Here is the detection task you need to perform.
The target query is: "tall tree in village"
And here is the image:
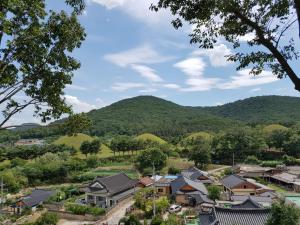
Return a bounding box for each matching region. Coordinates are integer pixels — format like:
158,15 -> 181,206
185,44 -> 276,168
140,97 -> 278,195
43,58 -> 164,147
0,0 -> 86,129
151,0 -> 300,92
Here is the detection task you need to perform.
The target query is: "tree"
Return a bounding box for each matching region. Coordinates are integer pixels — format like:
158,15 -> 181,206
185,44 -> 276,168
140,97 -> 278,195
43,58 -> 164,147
266,129 -> 291,150
35,212 -> 59,225
208,185 -> 221,201
89,139 -> 101,155
266,200 -> 300,225
63,113 -> 92,136
135,148 -> 167,173
80,140 -> 90,158
151,0 -> 300,92
284,133 -> 300,157
188,139 -> 211,169
120,214 -> 142,225
0,0 -> 86,129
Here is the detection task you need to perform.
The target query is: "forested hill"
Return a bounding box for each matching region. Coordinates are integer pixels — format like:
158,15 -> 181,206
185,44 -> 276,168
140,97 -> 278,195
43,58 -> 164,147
203,95 -> 300,124
86,95 -> 300,137
87,96 -> 239,137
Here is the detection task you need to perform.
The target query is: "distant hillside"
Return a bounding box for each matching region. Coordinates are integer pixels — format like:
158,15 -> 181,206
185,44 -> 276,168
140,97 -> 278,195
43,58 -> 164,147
87,96 -> 241,137
53,133 -> 93,150
203,95 -> 300,124
13,123 -> 41,131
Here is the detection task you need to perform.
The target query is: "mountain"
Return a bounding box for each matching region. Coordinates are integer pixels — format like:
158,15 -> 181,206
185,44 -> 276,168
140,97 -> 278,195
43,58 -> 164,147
13,123 -> 42,131
203,95 -> 300,124
87,96 -> 240,137
86,95 -> 300,137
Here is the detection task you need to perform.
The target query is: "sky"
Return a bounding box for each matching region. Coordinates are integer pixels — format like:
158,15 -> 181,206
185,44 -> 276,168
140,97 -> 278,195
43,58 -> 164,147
4,0 -> 300,125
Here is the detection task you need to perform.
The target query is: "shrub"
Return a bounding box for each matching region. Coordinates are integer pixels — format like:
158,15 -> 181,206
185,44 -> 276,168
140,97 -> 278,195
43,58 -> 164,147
35,212 -> 58,225
260,160 -> 282,167
168,167 -> 180,175
151,215 -> 164,225
65,203 -> 105,216
244,155 -> 261,165
208,185 -> 221,201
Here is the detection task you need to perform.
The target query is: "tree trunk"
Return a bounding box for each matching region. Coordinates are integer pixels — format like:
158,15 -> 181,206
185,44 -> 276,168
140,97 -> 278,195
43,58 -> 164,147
295,0 -> 300,37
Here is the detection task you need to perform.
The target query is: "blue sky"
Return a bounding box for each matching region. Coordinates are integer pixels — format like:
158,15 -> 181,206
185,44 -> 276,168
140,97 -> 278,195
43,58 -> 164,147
7,0 -> 300,125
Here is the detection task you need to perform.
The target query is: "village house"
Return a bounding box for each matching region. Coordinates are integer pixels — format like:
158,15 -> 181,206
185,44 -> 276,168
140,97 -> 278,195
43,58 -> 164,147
234,164 -> 279,178
11,189 -> 55,214
85,173 -> 138,208
220,174 -> 274,198
181,167 -> 213,184
155,175 -> 177,196
170,176 -> 213,207
270,172 -> 300,192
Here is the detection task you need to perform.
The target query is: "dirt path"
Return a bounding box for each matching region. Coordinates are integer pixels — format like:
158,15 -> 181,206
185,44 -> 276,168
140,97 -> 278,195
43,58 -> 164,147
57,219 -> 95,225
208,165 -> 231,176
96,200 -> 134,225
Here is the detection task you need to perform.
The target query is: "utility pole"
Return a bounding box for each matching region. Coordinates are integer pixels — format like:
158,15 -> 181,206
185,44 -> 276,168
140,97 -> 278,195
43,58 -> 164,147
152,162 -> 156,217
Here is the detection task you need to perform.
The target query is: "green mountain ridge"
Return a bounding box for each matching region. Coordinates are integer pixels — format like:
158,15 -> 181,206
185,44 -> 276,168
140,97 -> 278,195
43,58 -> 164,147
86,95 -> 300,137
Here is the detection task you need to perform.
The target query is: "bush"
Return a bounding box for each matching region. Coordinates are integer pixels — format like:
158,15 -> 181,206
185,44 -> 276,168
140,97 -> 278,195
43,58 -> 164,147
208,185 -> 221,201
244,155 -> 261,165
260,160 -> 282,167
168,167 -> 180,175
151,215 -> 164,225
86,155 -> 99,168
65,203 -> 105,216
35,212 -> 58,225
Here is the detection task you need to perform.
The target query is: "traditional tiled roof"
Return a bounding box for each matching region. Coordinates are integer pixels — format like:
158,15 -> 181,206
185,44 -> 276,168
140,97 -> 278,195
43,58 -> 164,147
171,175 -> 208,195
271,172 -> 298,184
155,177 -> 176,187
231,195 -> 273,204
220,174 -> 246,189
21,189 -> 55,207
181,167 -> 213,184
231,197 -> 263,209
86,173 -> 138,196
186,191 -> 214,204
200,207 -> 271,225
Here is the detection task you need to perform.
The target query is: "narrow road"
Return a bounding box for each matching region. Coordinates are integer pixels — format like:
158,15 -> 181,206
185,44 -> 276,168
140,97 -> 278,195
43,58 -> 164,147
58,219 -> 95,225
96,200 -> 134,225
208,165 -> 231,176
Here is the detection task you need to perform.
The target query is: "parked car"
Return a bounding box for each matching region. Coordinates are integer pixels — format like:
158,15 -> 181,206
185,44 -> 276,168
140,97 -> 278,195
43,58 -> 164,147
169,204 -> 182,213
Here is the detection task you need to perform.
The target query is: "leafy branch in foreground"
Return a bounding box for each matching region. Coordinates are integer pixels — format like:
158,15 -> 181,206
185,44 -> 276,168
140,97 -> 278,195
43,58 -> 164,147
0,0 -> 86,128
151,0 -> 300,91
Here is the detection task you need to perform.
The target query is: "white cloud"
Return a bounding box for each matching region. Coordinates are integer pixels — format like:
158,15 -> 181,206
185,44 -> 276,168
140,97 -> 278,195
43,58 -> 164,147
163,83 -> 181,89
239,32 -> 256,42
104,45 -> 172,67
192,44 -> 233,67
65,95 -> 97,113
131,64 -> 163,82
111,82 -> 144,91
174,58 -> 206,77
182,78 -> 220,92
90,0 -> 172,25
219,69 -> 279,89
139,88 -> 157,93
66,84 -> 87,91
250,88 -> 262,92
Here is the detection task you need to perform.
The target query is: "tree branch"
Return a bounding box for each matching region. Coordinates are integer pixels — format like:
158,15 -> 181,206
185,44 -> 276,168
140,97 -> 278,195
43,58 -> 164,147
234,10 -> 300,92
295,0 -> 300,37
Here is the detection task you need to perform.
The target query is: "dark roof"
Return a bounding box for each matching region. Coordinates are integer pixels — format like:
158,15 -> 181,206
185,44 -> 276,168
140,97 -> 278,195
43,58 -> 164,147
231,197 -> 263,209
200,207 -> 271,225
21,189 -> 55,207
231,195 -> 273,204
87,173 -> 137,196
220,174 -> 246,189
171,176 -> 208,195
155,177 -> 176,187
181,167 -> 213,184
187,191 -> 214,204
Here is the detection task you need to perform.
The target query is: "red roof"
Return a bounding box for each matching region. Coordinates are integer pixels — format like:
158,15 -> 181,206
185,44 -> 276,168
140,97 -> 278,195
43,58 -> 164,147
139,177 -> 154,186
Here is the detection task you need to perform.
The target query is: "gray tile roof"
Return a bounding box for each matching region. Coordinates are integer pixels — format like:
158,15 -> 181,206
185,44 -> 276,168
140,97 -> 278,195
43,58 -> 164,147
86,173 -> 138,196
21,189 -> 55,207
231,197 -> 263,209
220,174 -> 246,189
171,176 -> 208,195
231,195 -> 273,204
181,167 -> 213,184
200,207 -> 271,225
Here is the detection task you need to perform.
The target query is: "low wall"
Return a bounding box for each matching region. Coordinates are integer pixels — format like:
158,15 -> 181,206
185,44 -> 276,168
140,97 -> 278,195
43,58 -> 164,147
52,210 -> 106,221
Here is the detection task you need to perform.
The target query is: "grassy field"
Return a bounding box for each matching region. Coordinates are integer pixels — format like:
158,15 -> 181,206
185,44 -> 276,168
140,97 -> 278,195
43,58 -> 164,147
53,133 -> 94,149
53,133 -> 114,159
135,133 -> 167,144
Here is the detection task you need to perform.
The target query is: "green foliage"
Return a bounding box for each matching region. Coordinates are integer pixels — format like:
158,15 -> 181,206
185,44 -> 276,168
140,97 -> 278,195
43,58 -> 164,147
65,203 -> 105,216
162,214 -> 184,225
63,113 -> 92,136
136,148 -> 167,173
0,0 -> 86,128
120,215 -> 142,225
168,167 -> 180,175
79,139 -> 101,157
187,137 -> 211,169
266,201 -> 300,225
151,215 -> 164,225
0,169 -> 28,193
283,134 -> 300,157
53,133 -> 94,150
34,213 -> 58,225
208,185 -> 221,201
244,155 -> 261,165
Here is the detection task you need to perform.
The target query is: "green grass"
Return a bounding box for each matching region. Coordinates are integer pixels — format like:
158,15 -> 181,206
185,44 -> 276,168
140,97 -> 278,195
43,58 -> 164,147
81,169 -> 139,179
53,133 -> 114,159
53,133 -> 93,150
185,132 -> 212,141
267,183 -> 288,194
135,133 -> 167,144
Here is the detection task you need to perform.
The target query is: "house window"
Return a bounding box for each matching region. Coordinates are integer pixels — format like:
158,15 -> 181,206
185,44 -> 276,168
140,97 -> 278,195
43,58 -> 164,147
158,188 -> 164,193
88,195 -> 94,200
97,196 -> 104,201
244,185 -> 247,189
